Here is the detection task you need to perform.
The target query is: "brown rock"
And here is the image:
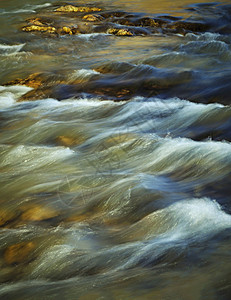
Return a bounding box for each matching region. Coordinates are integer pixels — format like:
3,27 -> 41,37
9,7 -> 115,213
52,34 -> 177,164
115,18 -> 136,26
4,241 -> 36,265
108,28 -> 133,36
61,26 -> 73,35
26,18 -> 45,26
26,17 -> 54,27
55,5 -> 101,13
23,73 -> 64,88
5,72 -> 67,101
17,87 -> 53,102
56,135 -> 85,147
100,11 -> 127,18
82,14 -> 103,22
136,17 -> 159,27
0,209 -> 19,227
4,73 -> 43,89
22,25 -> 56,34
20,205 -> 59,222
166,21 -> 209,33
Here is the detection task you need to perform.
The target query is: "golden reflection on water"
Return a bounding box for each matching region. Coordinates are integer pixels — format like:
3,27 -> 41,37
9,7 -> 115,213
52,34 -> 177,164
115,0 -> 229,15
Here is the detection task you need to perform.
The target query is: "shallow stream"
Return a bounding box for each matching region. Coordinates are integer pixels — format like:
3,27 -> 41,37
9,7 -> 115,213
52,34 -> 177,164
0,0 -> 231,299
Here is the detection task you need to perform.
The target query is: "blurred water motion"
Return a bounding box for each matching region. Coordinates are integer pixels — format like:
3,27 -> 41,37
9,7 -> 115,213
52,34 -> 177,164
0,0 -> 231,299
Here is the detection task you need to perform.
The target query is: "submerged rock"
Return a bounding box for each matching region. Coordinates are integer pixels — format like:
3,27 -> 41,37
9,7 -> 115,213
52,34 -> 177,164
108,28 -> 133,36
135,17 -> 160,27
4,241 -> 36,265
4,73 -> 45,89
0,209 -> 20,227
94,61 -> 135,74
20,204 -> 59,222
56,135 -> 85,147
100,11 -> 128,18
55,5 -> 101,13
4,72 -> 63,89
4,72 -> 67,101
105,133 -> 135,146
17,87 -> 53,102
166,20 -> 209,34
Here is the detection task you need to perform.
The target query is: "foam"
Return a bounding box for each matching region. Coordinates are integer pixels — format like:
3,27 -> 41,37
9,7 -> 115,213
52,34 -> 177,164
0,43 -> 25,55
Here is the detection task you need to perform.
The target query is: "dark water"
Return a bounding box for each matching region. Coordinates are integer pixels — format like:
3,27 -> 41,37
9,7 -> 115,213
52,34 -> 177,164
0,0 -> 231,299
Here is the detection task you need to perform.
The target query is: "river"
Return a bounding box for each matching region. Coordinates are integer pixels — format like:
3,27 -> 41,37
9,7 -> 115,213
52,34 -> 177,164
0,0 -> 231,299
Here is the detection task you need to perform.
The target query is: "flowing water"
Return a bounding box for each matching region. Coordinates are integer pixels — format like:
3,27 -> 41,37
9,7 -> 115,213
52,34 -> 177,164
0,0 -> 231,299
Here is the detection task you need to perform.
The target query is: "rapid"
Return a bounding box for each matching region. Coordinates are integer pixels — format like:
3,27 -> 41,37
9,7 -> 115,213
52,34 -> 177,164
0,0 -> 231,299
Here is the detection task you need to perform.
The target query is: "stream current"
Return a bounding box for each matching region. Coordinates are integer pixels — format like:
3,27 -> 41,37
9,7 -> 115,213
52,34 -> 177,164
0,0 -> 231,299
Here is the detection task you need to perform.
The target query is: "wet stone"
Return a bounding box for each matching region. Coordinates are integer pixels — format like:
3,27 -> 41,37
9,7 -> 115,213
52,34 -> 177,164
94,61 -> 135,74
19,5 -> 212,39
92,23 -> 113,33
26,17 -> 54,27
114,18 -> 136,26
100,11 -> 128,19
55,5 -> 102,13
166,20 -> 209,33
58,26 -> 79,35
108,28 -> 133,36
4,241 -> 36,265
82,14 -> 104,22
7,4 -> 213,103
4,72 -> 46,89
135,17 -> 160,27
17,87 -> 53,102
89,86 -> 134,100
22,25 -> 56,34
4,72 -> 67,101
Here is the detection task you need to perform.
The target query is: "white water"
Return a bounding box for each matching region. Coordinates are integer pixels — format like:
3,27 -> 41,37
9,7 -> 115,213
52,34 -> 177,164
0,1 -> 231,299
